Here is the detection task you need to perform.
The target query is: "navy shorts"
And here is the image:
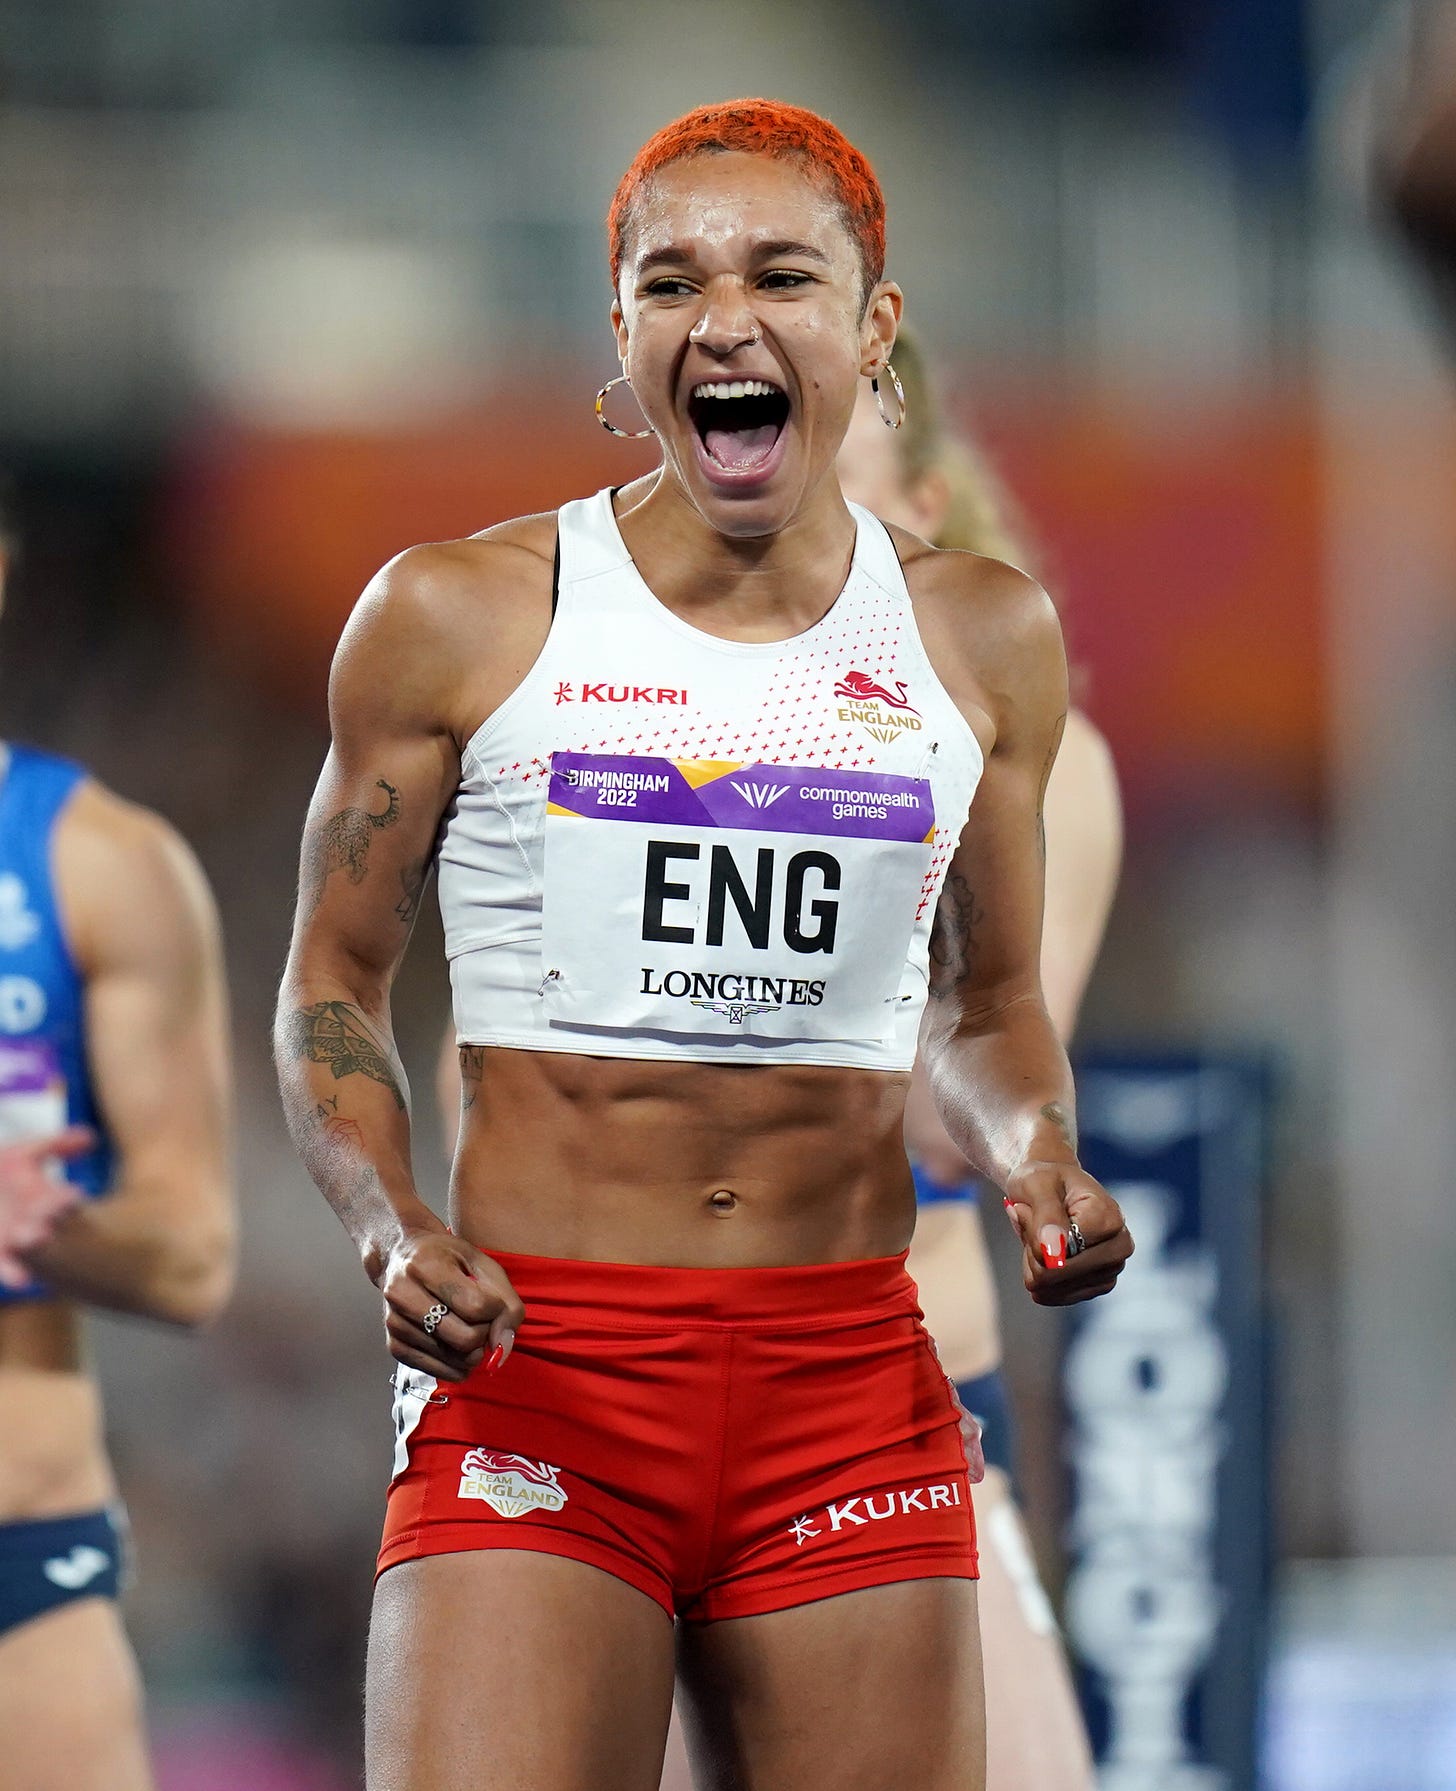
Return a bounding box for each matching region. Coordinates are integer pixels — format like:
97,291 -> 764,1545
0,1507 -> 127,1639
956,1370 -> 1019,1490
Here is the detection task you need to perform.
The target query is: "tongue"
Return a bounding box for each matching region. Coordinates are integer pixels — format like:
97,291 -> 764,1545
705,423 -> 779,470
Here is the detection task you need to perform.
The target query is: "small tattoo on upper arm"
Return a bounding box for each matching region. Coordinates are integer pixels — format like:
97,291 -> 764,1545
928,871 -> 985,1000
289,1001 -> 406,1109
303,779 -> 401,916
459,1045 -> 485,1111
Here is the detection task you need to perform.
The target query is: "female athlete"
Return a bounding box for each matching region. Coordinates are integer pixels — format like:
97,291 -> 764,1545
436,330 -> 1117,1791
276,100 -> 1133,1791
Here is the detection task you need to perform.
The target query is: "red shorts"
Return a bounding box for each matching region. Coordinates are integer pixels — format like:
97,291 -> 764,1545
379,1249 -> 977,1622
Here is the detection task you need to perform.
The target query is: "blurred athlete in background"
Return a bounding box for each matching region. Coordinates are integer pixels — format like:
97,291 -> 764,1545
0,477 -> 236,1790
838,331 -> 1119,1789
435,330 -> 1119,1791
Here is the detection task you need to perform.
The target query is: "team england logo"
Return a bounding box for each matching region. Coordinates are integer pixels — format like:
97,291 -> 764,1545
457,1449 -> 568,1519
0,875 -> 40,952
833,670 -> 923,744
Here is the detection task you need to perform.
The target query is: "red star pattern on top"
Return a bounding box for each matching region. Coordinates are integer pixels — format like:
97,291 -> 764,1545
476,571 -> 969,831
917,829 -> 957,921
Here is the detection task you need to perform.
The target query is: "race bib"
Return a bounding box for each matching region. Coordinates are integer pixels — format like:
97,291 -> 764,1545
540,753 -> 934,1041
0,1038 -> 66,1146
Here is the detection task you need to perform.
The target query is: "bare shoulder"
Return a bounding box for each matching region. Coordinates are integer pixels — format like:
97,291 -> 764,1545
52,782 -> 220,976
348,512 -> 556,649
334,512 -> 559,734
883,523 -> 1065,729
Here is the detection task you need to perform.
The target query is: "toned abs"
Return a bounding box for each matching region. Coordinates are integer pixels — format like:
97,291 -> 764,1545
0,1302 -> 113,1519
451,1049 -> 915,1267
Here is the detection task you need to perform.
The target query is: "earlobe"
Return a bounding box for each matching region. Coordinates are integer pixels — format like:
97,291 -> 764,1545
859,281 -> 903,375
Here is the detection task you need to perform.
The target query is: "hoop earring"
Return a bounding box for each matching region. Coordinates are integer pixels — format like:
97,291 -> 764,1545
595,375 -> 654,440
872,364 -> 906,430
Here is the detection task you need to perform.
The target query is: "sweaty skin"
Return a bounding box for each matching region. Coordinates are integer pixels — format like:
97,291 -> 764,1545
0,772 -> 235,1791
278,146 -> 1131,1791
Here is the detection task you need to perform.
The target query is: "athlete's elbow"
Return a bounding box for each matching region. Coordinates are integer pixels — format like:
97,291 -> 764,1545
276,951 -> 389,1034
148,1215 -> 237,1328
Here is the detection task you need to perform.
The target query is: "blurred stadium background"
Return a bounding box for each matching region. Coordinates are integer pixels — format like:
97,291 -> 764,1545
2,1 -> 1454,1785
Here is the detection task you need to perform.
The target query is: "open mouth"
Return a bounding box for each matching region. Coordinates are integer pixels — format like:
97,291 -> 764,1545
688,379 -> 791,477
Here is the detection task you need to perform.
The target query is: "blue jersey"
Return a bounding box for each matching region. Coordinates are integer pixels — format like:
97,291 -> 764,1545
0,744 -> 113,1302
911,1163 -> 979,1206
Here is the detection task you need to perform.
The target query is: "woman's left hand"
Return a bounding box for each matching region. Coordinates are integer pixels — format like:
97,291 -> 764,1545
1002,1161 -> 1134,1306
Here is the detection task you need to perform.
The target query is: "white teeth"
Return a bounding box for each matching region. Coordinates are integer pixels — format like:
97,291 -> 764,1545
691,379 -> 780,400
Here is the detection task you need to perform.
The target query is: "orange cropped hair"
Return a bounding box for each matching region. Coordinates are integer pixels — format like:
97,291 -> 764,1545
607,99 -> 886,292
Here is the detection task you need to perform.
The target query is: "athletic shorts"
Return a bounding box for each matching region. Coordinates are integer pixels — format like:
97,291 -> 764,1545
0,1506 -> 127,1640
380,1249 -> 977,1622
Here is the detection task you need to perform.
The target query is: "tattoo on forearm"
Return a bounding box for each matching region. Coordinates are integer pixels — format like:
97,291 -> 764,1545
1040,1100 -> 1078,1152
314,1094 -> 364,1147
303,779 -> 401,915
289,1001 -> 406,1109
928,871 -> 985,1000
459,1045 -> 485,1111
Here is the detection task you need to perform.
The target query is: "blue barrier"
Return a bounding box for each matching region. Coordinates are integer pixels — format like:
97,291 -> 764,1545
1064,1054 -> 1273,1791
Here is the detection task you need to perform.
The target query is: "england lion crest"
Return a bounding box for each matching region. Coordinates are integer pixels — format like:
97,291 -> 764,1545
457,1449 -> 567,1518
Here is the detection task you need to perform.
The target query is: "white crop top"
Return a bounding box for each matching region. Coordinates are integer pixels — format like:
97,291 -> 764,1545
437,488 -> 984,1071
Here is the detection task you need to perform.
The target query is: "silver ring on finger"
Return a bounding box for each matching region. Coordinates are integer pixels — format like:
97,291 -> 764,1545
1066,1218 -> 1087,1259
421,1301 -> 450,1337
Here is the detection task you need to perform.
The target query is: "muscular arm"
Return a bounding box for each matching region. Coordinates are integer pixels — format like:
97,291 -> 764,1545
22,786 -> 235,1326
903,705 -> 1122,1181
275,547 -> 468,1278
912,553 -> 1131,1303
275,532 -> 547,1377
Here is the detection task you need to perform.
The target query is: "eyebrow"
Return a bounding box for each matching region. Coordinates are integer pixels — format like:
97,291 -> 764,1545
633,238 -> 833,277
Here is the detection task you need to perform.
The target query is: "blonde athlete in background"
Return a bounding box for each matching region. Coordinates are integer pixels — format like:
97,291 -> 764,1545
436,330 -> 1120,1791
838,332 -> 1119,1789
0,485 -> 236,1791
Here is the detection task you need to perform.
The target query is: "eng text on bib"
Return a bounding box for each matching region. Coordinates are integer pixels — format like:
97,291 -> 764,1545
540,753 -> 934,1042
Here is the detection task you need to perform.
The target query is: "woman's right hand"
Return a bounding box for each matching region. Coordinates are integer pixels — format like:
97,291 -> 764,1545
0,1128 -> 95,1288
374,1226 -> 525,1382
